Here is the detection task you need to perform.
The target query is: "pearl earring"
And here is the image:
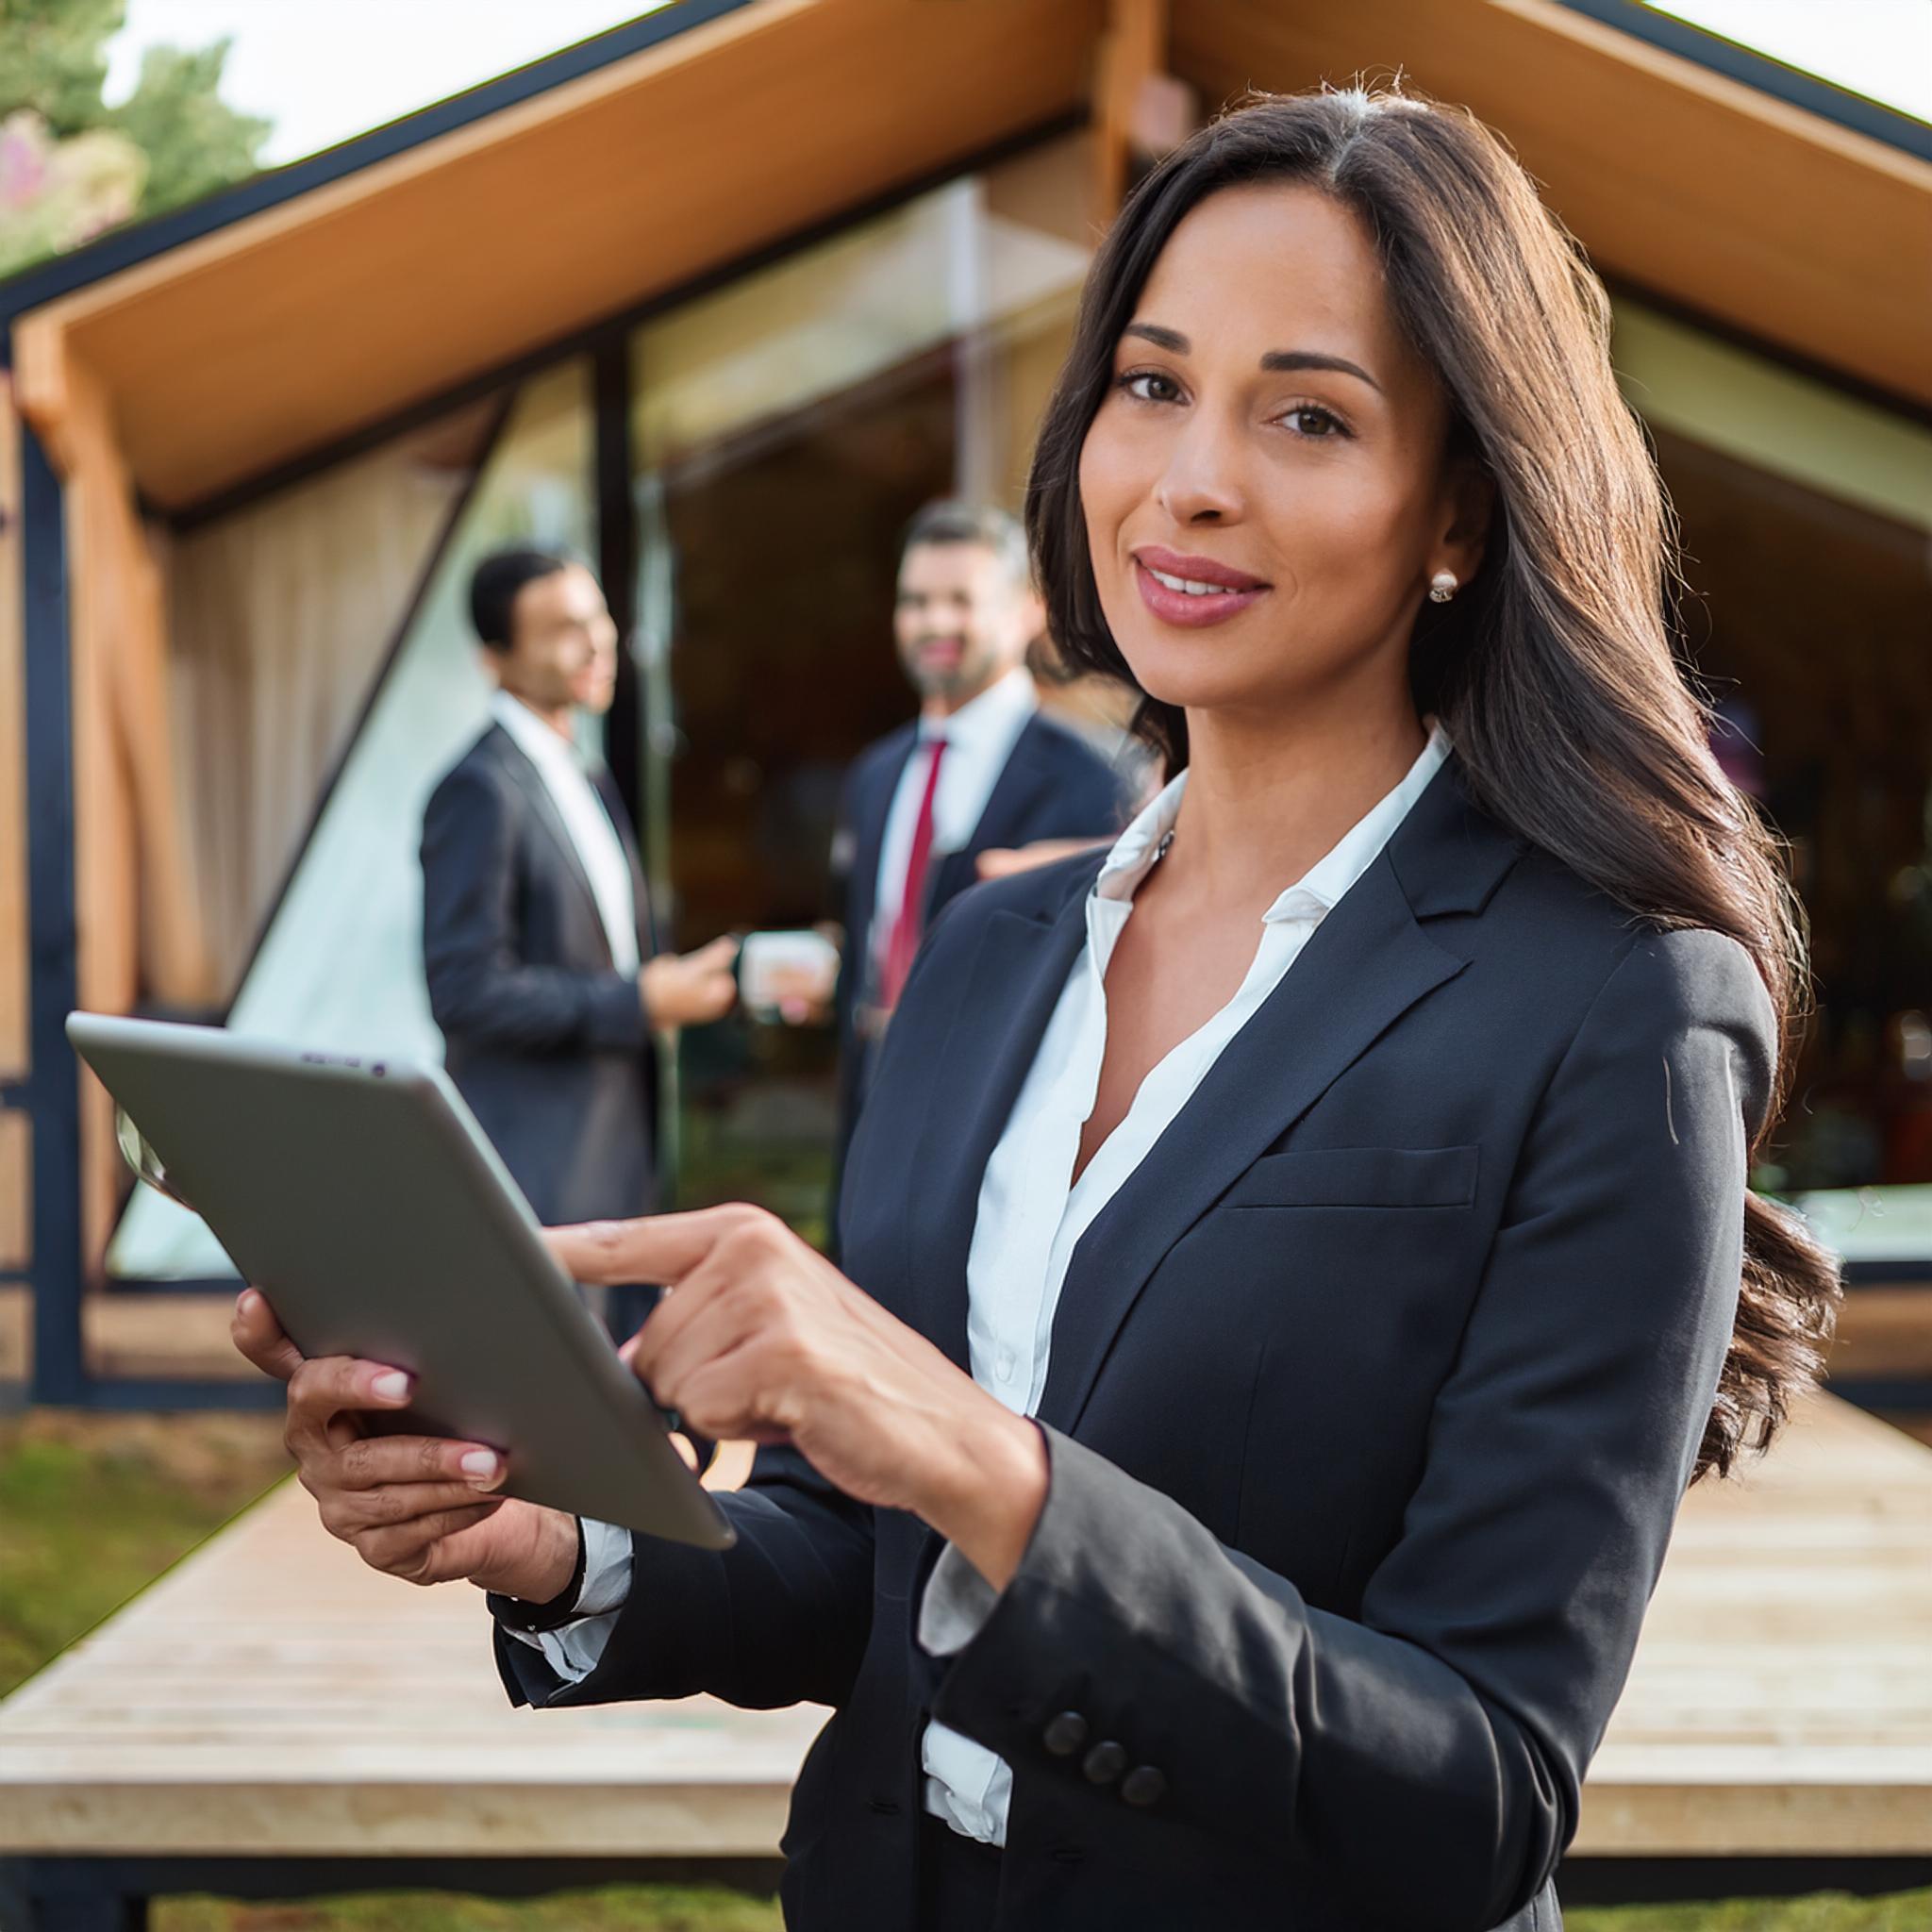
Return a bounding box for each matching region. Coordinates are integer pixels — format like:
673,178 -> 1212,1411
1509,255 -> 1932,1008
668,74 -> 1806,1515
1428,571 -> 1458,604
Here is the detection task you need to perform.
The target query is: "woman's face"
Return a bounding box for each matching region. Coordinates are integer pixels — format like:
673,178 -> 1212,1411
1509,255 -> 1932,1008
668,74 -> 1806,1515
1078,181 -> 1483,724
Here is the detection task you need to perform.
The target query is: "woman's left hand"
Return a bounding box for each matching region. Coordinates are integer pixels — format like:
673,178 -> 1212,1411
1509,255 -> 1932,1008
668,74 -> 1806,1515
543,1207 -> 1049,1589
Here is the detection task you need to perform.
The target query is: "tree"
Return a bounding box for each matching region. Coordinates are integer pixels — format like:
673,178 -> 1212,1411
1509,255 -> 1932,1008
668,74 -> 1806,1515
0,0 -> 273,276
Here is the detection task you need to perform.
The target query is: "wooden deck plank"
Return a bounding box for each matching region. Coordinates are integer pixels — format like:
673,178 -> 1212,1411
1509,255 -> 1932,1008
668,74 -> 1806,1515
1,1391 -> 1928,1860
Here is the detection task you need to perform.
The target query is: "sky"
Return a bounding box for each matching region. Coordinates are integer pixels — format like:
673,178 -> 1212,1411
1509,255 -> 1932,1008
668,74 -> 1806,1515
98,0 -> 1929,169
1652,0 -> 1932,124
102,1 -> 675,166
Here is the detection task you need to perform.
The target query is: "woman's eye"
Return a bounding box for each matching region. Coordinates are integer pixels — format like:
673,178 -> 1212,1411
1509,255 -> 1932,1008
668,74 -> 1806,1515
1283,404 -> 1348,439
1116,370 -> 1179,405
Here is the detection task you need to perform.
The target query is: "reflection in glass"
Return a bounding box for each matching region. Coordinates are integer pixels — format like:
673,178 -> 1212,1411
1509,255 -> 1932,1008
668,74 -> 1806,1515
627,135 -> 1110,1236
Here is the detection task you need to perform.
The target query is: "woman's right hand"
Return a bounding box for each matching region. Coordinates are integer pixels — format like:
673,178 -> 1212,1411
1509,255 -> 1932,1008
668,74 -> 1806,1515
230,1288 -> 580,1600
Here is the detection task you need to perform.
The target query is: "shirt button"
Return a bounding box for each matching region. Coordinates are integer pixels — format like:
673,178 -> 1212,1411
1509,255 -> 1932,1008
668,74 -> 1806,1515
1041,1711 -> 1089,1757
995,1348 -> 1017,1382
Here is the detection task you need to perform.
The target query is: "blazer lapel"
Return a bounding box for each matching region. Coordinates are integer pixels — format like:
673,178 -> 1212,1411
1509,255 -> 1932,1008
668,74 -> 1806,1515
900,868 -> 1095,1373
918,717 -> 1058,923
961,714 -> 1054,856
849,730 -> 919,971
488,728 -> 612,963
1034,752 -> 1525,1437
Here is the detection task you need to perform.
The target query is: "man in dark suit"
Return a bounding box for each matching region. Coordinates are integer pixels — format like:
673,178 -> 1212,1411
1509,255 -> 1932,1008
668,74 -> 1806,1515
828,503 -> 1131,1234
421,546 -> 738,1336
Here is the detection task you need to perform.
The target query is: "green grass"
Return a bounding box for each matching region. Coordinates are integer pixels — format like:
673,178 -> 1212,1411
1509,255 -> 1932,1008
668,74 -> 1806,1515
0,1410 -> 293,1697
136,1882 -> 1932,1929
5,1414 -> 1928,1931
1570,1898 -> 1932,1930
154,1890 -> 781,1931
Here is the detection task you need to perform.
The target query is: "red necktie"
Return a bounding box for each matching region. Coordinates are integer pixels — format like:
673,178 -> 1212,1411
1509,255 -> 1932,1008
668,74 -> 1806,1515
878,737 -> 948,1014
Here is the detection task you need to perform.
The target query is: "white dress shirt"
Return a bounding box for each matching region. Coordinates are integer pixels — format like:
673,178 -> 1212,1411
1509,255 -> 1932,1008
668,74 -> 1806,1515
489,690 -> 641,976
870,667 -> 1039,971
508,716 -> 1457,1840
916,717 -> 1454,1842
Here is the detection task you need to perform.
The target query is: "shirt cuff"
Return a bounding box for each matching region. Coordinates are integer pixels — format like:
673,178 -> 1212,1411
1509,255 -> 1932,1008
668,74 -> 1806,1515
493,1519 -> 633,1684
917,1539 -> 1002,1657
574,1516 -> 634,1615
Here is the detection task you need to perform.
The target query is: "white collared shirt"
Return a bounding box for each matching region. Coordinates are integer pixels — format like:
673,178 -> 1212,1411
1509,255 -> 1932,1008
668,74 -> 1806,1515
511,716 -> 1457,1835
870,667 -> 1039,969
916,716 -> 1455,1844
489,690 -> 641,976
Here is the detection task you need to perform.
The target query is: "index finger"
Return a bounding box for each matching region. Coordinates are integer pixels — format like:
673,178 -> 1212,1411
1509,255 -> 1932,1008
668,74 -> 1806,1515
542,1207 -> 741,1288
689,934 -> 741,968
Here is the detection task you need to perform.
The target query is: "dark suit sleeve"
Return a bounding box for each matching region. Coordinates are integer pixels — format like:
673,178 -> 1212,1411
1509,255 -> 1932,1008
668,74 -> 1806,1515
829,758 -> 861,895
928,926 -> 1775,1931
493,1443 -> 875,1712
421,763 -> 645,1055
1068,741 -> 1138,834
1022,730 -> 1137,847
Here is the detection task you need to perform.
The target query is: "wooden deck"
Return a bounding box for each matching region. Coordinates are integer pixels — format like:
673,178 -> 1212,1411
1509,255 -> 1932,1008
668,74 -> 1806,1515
1582,1390 -> 1932,1857
0,1394 -> 1928,1874
0,1441 -> 822,1860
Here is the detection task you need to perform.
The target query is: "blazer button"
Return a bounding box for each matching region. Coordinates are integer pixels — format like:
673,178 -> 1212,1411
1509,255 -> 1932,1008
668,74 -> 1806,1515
1081,1740 -> 1128,1785
1120,1764 -> 1167,1807
1042,1711 -> 1089,1757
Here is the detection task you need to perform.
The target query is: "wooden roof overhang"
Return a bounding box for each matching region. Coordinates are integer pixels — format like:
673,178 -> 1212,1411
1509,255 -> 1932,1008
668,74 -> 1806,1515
1175,0 -> 1932,413
4,0 -> 1925,516
9,0 -> 1108,515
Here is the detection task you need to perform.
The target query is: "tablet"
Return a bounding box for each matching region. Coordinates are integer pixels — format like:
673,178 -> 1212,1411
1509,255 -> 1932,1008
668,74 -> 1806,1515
66,1012 -> 734,1550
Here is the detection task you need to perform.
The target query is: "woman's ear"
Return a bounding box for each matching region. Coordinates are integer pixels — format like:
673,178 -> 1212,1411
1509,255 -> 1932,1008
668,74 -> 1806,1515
1438,456 -> 1496,588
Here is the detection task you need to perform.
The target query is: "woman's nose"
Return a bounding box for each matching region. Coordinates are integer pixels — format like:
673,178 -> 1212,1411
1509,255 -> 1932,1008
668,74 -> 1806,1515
1155,419 -> 1244,525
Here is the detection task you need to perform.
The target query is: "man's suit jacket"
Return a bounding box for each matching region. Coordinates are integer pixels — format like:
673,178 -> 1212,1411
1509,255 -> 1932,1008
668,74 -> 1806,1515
494,748 -> 1775,1932
422,722 -> 659,1228
830,709 -> 1129,1231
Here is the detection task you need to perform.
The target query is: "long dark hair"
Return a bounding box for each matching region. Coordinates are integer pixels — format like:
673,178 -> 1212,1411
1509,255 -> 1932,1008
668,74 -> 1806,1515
1025,84 -> 1840,1482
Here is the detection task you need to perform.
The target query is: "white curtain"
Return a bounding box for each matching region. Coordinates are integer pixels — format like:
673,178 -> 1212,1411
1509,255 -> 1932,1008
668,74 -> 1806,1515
162,403 -> 498,993
111,361 -> 595,1279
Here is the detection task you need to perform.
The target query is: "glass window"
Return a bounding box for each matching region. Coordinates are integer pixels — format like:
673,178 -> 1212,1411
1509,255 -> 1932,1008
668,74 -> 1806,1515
625,131 -> 1124,1237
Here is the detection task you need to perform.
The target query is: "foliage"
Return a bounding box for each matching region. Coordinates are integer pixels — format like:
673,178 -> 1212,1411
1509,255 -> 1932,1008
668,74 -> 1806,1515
0,0 -> 271,275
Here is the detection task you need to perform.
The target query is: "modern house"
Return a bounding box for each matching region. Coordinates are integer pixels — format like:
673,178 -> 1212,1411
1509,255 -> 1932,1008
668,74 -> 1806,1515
2,0 -> 1927,1405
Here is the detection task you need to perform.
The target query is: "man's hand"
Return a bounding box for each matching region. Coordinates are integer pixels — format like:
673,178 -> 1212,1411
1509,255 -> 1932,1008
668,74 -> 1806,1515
640,934 -> 741,1029
974,836 -> 1111,881
544,1208 -> 1049,1591
230,1290 -> 579,1600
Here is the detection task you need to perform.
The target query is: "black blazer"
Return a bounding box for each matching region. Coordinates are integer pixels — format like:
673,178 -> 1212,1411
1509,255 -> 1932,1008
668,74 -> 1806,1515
495,749 -> 1775,1932
421,722 -> 659,1228
830,709 -> 1130,1232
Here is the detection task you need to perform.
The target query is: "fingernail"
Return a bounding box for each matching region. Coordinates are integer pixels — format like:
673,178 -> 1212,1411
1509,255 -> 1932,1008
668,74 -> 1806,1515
236,1289 -> 257,1313
372,1370 -> 410,1400
460,1449 -> 500,1482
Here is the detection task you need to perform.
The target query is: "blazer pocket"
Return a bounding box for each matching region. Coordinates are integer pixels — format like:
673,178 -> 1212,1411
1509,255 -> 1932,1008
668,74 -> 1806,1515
1217,1142 -> 1479,1211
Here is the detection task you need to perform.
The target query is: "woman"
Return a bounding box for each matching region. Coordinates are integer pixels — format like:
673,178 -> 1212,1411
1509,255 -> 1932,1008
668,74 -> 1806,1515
236,87 -> 1840,1931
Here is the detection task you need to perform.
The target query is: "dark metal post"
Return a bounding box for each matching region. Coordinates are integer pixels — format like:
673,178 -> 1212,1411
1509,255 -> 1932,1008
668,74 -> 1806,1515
593,333 -> 641,815
20,421 -> 85,1405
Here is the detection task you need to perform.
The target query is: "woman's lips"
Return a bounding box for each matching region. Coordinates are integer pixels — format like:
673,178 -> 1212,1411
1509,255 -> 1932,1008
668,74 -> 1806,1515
1133,557 -> 1269,627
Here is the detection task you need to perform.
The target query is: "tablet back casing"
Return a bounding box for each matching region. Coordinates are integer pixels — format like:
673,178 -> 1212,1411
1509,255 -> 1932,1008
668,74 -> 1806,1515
67,1013 -> 733,1550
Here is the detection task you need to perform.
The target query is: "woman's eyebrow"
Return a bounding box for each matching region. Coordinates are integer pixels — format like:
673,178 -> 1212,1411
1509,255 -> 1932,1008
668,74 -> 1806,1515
1262,348 -> 1384,395
1121,321 -> 1383,395
1122,322 -> 1191,358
